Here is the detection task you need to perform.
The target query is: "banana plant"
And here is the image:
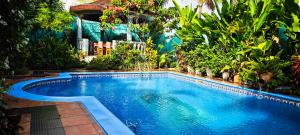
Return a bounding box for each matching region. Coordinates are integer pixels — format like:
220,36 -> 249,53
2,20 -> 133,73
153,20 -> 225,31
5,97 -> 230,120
173,5 -> 202,46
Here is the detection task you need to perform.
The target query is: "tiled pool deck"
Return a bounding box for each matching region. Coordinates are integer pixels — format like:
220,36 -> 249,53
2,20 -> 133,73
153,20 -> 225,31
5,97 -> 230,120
4,73 -> 105,135
5,95 -> 105,135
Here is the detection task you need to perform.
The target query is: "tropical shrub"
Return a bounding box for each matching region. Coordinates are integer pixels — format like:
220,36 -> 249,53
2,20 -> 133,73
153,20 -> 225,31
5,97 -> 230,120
88,42 -> 143,70
0,0 -> 38,75
35,2 -> 73,32
173,0 -> 300,93
87,39 -> 163,70
28,35 -> 83,70
87,55 -> 120,70
145,38 -> 159,69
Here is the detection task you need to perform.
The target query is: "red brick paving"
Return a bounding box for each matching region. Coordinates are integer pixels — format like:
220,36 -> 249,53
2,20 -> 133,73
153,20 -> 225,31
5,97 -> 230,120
3,72 -> 106,135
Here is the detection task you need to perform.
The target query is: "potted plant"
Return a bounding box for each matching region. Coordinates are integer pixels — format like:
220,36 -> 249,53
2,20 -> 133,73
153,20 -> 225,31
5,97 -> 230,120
228,59 -> 242,83
205,56 -> 218,78
221,65 -> 230,81
234,73 -> 241,83
206,68 -> 213,78
195,68 -> 202,76
187,65 -> 195,74
79,50 -> 86,60
260,72 -> 273,82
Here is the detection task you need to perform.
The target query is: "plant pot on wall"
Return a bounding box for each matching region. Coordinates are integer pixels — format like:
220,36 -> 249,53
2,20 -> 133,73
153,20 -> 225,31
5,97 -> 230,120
234,74 -> 241,83
195,69 -> 201,76
260,72 -> 273,82
206,68 -> 213,78
187,66 -> 195,74
222,72 -> 230,81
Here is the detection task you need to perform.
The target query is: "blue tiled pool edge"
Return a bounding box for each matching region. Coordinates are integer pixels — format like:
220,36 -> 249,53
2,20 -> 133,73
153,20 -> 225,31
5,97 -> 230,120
8,72 -> 135,135
8,71 -> 300,135
167,72 -> 300,106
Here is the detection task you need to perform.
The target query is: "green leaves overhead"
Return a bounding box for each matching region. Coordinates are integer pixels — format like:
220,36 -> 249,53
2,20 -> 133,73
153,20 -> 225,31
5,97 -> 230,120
35,3 -> 73,32
291,13 -> 300,32
174,0 -> 300,90
252,0 -> 272,33
256,41 -> 272,54
173,2 -> 198,27
249,0 -> 256,17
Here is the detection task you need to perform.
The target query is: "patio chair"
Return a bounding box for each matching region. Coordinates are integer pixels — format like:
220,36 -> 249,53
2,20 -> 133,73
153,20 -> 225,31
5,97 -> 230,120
97,41 -> 103,55
106,42 -> 112,55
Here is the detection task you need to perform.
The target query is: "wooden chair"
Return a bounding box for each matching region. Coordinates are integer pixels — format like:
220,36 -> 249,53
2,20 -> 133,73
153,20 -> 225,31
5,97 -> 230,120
106,42 -> 112,55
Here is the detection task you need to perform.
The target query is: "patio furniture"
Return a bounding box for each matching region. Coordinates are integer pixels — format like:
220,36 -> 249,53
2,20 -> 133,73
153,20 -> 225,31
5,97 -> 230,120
106,42 -> 112,55
98,41 -> 103,55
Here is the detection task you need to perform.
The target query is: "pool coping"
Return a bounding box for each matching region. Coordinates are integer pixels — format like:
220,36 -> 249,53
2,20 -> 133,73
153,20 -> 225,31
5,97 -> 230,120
8,71 -> 300,135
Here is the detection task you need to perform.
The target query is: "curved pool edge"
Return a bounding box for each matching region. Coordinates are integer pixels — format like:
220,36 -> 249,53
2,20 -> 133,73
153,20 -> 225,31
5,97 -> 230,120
7,71 -> 300,135
8,72 -> 135,135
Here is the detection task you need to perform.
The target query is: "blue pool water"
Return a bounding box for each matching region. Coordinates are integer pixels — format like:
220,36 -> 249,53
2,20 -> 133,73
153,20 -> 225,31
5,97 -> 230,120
27,75 -> 300,135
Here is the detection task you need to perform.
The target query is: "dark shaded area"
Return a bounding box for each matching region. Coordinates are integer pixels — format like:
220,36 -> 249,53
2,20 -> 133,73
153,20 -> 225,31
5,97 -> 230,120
24,105 -> 65,135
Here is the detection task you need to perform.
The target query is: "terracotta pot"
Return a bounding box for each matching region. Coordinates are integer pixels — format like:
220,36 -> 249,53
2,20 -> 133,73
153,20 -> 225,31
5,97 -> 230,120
222,72 -> 230,81
195,69 -> 201,76
234,74 -> 241,83
260,72 -> 273,82
206,68 -> 213,78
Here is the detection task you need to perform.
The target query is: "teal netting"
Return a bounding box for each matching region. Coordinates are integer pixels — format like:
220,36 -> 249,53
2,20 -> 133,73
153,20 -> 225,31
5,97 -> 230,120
279,26 -> 288,42
156,34 -> 181,53
71,17 -> 140,42
71,16 -> 181,52
82,19 -> 101,42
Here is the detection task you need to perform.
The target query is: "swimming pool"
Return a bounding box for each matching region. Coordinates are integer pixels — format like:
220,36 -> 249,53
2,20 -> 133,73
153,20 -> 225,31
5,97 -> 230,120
9,72 -> 300,135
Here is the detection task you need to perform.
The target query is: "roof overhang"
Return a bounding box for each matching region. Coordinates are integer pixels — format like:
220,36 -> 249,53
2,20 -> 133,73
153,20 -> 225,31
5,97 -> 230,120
70,4 -> 106,14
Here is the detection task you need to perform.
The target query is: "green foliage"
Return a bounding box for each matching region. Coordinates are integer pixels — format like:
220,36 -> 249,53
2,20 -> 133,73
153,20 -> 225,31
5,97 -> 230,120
159,54 -> 170,68
98,0 -> 175,69
145,38 -> 159,68
172,0 -> 203,71
88,42 -> 142,70
112,0 -> 123,6
239,40 -> 291,89
87,55 -> 120,70
1,0 -> 77,133
28,35 -> 83,70
0,0 -> 37,76
115,43 -> 143,69
174,0 -> 300,91
35,2 -> 73,32
100,0 -> 175,43
88,38 -> 163,70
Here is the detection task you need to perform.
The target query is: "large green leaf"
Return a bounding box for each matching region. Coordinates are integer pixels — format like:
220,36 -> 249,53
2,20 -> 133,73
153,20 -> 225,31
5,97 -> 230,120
257,41 -> 272,54
172,0 -> 181,14
291,13 -> 300,32
249,0 -> 257,17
